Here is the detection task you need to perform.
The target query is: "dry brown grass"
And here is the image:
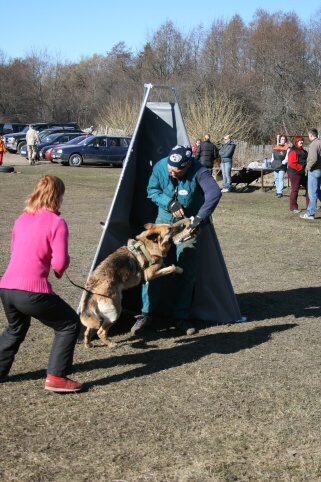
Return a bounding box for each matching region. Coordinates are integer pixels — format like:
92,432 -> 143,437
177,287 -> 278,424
0,153 -> 321,481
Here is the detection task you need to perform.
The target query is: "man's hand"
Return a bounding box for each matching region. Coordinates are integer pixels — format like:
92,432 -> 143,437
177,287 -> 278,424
187,215 -> 202,234
168,200 -> 184,218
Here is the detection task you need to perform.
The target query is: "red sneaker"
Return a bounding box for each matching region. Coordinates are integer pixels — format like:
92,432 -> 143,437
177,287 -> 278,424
45,374 -> 83,392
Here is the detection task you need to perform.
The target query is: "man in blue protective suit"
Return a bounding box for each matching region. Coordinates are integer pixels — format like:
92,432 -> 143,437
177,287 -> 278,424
131,144 -> 222,336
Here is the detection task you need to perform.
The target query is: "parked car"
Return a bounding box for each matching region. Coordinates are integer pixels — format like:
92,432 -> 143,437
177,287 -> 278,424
35,126 -> 84,140
3,122 -> 82,153
51,135 -> 132,167
0,123 -> 27,135
43,135 -> 89,162
19,131 -> 86,160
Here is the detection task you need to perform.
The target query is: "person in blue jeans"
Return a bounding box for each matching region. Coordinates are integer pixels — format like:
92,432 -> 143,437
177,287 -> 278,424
271,135 -> 290,198
219,135 -> 236,193
130,145 -> 222,336
301,128 -> 321,220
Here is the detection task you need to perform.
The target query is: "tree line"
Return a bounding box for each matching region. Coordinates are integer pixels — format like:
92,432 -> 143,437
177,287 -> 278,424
1,8 -> 321,146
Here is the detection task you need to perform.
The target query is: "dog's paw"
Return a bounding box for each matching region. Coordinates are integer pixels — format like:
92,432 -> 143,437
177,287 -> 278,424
107,341 -> 117,348
84,342 -> 93,348
174,266 -> 183,274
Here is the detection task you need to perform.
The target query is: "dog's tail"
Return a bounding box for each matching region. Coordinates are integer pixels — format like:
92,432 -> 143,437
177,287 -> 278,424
79,290 -> 89,318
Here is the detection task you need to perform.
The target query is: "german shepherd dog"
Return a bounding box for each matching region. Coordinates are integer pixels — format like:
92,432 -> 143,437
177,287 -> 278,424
80,222 -> 185,348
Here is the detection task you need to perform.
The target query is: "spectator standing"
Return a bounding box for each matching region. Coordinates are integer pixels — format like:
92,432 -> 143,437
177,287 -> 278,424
192,138 -> 201,154
130,145 -> 222,337
300,128 -> 321,220
195,133 -> 218,173
219,135 -> 236,193
0,175 -> 83,392
287,136 -> 308,214
26,124 -> 40,165
0,135 -> 7,165
271,135 -> 290,198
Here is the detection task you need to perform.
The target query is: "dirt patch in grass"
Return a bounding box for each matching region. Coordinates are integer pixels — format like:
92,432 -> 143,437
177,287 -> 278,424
0,154 -> 321,481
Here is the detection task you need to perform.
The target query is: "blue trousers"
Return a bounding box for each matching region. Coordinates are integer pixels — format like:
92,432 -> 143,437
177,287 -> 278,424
221,161 -> 232,190
0,289 -> 80,378
307,169 -> 321,217
274,169 -> 285,194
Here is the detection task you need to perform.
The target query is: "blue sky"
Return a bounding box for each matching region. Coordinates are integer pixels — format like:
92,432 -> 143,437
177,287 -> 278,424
2,0 -> 318,62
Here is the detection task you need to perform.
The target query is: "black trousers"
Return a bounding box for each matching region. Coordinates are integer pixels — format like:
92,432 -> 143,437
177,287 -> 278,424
0,289 -> 81,378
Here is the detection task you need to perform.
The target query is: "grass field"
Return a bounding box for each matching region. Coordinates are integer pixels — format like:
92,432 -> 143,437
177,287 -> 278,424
0,154 -> 321,481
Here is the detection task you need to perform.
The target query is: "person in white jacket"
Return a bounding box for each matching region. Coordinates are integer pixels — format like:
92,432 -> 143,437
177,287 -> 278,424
26,125 -> 40,165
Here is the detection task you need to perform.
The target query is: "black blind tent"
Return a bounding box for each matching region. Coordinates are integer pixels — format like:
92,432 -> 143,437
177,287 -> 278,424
79,84 -> 243,325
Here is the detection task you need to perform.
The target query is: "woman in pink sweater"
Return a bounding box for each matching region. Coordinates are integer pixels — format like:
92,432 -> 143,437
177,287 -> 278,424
0,175 -> 83,392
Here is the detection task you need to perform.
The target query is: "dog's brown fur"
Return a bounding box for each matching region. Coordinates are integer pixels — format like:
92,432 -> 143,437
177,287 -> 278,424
80,223 -> 184,348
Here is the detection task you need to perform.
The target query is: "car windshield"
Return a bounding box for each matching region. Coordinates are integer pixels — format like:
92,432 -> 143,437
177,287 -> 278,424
53,136 -> 89,150
22,126 -> 29,133
39,131 -> 51,140
81,136 -> 94,146
43,133 -> 62,142
66,135 -> 87,145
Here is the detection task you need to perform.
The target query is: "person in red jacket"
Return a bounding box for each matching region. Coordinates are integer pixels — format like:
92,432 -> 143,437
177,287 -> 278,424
0,135 -> 7,165
192,139 -> 201,154
287,136 -> 309,213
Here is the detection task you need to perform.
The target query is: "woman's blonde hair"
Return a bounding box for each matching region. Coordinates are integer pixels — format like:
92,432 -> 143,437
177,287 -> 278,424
24,175 -> 65,214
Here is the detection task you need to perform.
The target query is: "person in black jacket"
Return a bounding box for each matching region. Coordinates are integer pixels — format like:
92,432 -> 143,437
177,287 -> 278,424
219,135 -> 236,192
287,136 -> 308,213
271,135 -> 290,198
195,133 -> 218,173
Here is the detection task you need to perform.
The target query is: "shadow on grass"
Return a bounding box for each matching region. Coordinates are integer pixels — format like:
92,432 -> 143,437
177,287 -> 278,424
8,285 -> 317,386
7,323 -> 297,387
230,185 -> 275,193
94,286 -> 321,336
74,322 -> 296,388
237,286 -> 321,321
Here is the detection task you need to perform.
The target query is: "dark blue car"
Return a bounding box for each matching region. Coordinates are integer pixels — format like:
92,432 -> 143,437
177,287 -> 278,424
51,135 -> 132,167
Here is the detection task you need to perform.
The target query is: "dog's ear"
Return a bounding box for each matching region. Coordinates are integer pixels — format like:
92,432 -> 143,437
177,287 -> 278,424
136,224 -> 152,241
136,229 -> 159,242
143,223 -> 153,230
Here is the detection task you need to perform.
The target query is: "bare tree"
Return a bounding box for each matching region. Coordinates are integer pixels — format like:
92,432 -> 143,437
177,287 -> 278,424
248,10 -> 307,141
23,49 -> 55,119
198,18 -> 226,90
184,89 -> 253,146
301,84 -> 321,133
141,21 -> 194,84
0,57 -> 30,121
2,10 -> 321,144
200,15 -> 250,92
95,97 -> 141,136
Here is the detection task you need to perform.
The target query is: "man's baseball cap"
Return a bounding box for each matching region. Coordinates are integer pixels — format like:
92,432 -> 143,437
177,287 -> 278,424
167,145 -> 192,169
